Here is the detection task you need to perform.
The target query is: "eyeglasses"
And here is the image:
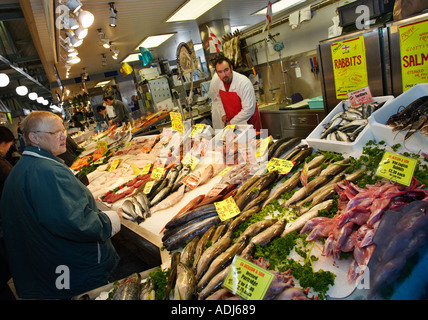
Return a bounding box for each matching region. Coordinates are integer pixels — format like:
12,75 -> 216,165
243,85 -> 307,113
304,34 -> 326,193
35,129 -> 67,138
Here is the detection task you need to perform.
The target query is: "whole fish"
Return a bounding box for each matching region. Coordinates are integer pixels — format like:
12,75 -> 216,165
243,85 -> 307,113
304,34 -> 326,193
139,279 -> 155,300
164,215 -> 220,251
150,184 -> 173,207
198,164 -> 214,186
211,220 -> 231,244
235,171 -> 278,210
193,225 -> 217,271
268,136 -> 295,160
198,265 -> 231,300
242,189 -> 270,211
129,196 -> 145,220
166,164 -> 180,187
319,158 -> 350,177
241,219 -> 286,259
164,203 -> 217,230
148,178 -> 168,201
197,235 -> 249,291
233,174 -> 261,200
195,231 -> 233,281
306,154 -> 326,169
295,174 -> 344,210
287,146 -> 313,167
238,218 -> 278,240
177,194 -> 206,215
173,262 -> 196,300
180,235 -> 200,267
121,199 -> 139,220
151,185 -> 186,213
283,174 -> 332,207
344,168 -> 366,183
112,273 -> 141,300
172,164 -> 191,191
135,192 -> 151,217
281,200 -> 334,237
262,171 -> 301,208
271,137 -> 302,159
164,252 -> 181,300
227,206 -> 261,233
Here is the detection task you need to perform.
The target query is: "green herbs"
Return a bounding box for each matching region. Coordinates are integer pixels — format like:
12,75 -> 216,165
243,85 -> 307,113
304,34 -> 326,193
253,231 -> 335,300
148,267 -> 170,300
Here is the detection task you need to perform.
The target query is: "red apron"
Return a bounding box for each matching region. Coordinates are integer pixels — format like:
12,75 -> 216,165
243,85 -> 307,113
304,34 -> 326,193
219,90 -> 261,130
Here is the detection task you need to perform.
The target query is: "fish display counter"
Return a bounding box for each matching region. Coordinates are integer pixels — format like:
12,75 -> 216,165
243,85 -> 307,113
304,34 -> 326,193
70,89 -> 428,300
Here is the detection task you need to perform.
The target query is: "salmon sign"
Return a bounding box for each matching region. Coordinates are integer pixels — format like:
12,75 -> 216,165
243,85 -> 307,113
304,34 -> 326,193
398,18 -> 428,92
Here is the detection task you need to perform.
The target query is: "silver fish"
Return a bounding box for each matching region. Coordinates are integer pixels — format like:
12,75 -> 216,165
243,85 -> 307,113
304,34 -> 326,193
122,199 -> 139,220
150,184 -> 173,207
281,200 -> 334,237
173,262 -> 196,300
139,279 -> 155,300
112,273 -> 141,300
135,192 -> 151,217
151,185 -> 185,214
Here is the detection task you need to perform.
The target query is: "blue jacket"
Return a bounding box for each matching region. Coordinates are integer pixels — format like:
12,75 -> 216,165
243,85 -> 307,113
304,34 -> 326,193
0,146 -> 120,299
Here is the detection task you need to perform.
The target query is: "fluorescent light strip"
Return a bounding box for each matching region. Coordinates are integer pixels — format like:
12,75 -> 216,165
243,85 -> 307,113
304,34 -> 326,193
167,0 -> 223,22
122,53 -> 141,63
253,0 -> 305,15
135,33 -> 175,50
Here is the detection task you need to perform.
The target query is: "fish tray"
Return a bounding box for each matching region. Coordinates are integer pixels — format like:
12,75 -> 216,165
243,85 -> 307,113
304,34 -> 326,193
305,95 -> 394,157
368,83 -> 428,154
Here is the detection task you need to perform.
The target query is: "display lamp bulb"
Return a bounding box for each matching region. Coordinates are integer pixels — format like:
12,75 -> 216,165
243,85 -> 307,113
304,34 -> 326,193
16,85 -> 29,96
28,92 -> 38,100
0,73 -> 10,87
78,9 -> 94,28
37,97 -> 44,103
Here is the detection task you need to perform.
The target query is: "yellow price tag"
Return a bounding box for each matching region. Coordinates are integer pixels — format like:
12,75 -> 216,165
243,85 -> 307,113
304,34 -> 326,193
141,163 -> 152,175
125,141 -> 132,148
214,196 -> 241,221
97,141 -> 108,148
223,256 -> 274,300
131,163 -> 141,176
375,151 -> 417,186
190,124 -> 205,138
143,180 -> 155,194
151,166 -> 165,180
108,159 -> 121,172
182,153 -> 200,170
170,112 -> 184,133
222,124 -> 236,139
267,158 -> 295,174
219,166 -> 233,176
256,136 -> 271,157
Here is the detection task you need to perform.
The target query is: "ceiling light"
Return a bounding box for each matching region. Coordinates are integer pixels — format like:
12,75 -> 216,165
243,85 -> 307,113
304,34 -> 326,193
253,0 -> 305,15
167,0 -> 222,22
68,17 -> 79,30
64,0 -> 82,14
102,40 -> 111,49
60,42 -> 74,53
16,85 -> 29,96
68,56 -> 81,64
135,33 -> 175,49
37,97 -> 44,103
28,92 -> 38,100
109,2 -> 117,27
68,49 -> 79,58
74,27 -> 88,39
66,31 -> 83,47
122,53 -> 140,63
78,9 -> 94,28
43,100 -> 49,106
0,73 -> 10,87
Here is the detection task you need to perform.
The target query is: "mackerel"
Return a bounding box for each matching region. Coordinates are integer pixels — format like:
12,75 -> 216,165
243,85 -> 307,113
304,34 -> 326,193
164,203 -> 217,230
164,215 -> 220,251
195,230 -> 233,281
281,200 -> 334,237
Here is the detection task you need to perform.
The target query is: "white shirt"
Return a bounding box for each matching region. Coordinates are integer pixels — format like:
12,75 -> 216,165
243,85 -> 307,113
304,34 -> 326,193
209,71 -> 256,127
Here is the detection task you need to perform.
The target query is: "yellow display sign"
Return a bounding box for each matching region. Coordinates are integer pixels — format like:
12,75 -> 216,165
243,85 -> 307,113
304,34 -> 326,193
131,162 -> 141,176
190,123 -> 205,138
182,153 -> 200,170
375,151 -> 417,186
214,196 -> 241,221
223,256 -> 274,300
143,180 -> 155,194
170,112 -> 184,133
398,18 -> 428,92
108,159 -> 121,172
331,36 -> 368,99
150,166 -> 165,180
256,136 -> 271,158
141,163 -> 152,175
267,158 -> 295,175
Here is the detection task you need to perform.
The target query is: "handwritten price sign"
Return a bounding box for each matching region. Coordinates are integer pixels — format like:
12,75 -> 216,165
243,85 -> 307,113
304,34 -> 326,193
170,112 -> 184,133
214,196 -> 241,221
150,166 -> 165,180
267,158 -> 295,174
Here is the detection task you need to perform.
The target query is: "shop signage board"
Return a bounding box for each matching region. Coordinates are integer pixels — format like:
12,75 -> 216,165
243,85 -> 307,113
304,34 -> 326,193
376,151 -> 418,186
331,36 -> 369,99
398,18 -> 428,92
